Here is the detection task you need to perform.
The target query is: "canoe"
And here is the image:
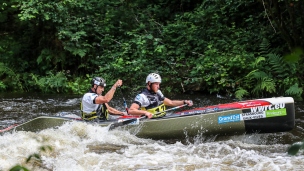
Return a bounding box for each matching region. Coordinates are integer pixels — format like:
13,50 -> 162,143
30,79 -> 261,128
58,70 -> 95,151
0,97 -> 295,139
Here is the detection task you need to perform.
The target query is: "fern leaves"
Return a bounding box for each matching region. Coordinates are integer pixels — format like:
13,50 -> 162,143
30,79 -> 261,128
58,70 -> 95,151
235,39 -> 302,100
0,62 -> 23,91
286,83 -> 303,100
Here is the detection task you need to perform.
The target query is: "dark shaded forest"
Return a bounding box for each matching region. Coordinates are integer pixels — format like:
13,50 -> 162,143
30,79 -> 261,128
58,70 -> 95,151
0,0 -> 303,100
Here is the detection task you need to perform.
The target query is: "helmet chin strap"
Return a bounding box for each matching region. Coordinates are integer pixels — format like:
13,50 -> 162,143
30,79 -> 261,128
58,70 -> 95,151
94,86 -> 104,95
93,85 -> 98,94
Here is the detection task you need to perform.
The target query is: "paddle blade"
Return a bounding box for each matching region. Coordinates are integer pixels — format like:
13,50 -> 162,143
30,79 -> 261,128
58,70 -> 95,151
288,142 -> 304,155
108,118 -> 137,131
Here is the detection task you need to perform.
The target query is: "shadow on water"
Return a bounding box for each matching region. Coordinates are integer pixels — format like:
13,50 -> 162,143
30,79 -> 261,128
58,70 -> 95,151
1,92 -> 304,145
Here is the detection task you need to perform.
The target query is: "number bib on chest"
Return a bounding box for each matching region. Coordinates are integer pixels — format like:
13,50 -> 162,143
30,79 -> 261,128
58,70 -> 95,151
141,103 -> 166,118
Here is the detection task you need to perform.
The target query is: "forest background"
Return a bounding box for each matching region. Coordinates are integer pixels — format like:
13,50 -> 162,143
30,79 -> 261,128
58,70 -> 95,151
0,0 -> 303,100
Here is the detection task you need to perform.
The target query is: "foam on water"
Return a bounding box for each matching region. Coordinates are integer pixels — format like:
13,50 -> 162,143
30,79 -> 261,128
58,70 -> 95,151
0,94 -> 303,170
1,121 -> 304,171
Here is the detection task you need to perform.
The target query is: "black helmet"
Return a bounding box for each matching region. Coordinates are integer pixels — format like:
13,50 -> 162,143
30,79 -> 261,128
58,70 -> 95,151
91,77 -> 106,87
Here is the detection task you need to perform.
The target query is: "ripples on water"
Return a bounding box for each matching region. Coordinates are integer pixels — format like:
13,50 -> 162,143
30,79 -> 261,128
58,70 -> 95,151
1,93 -> 304,170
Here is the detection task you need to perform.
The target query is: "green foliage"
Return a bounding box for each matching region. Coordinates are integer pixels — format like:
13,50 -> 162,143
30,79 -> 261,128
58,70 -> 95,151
235,87 -> 249,100
235,39 -> 302,99
158,1 -> 266,95
0,62 -> 23,92
0,0 -> 303,98
28,72 -> 91,94
0,62 -> 15,76
284,48 -> 303,63
261,0 -> 304,50
0,81 -> 6,90
285,83 -> 303,100
30,71 -> 68,93
67,74 -> 91,94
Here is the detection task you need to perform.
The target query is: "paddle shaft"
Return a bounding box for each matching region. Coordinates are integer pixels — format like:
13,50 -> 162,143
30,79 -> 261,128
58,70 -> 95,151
109,103 -> 188,130
119,86 -> 129,113
0,124 -> 18,133
157,103 -> 188,115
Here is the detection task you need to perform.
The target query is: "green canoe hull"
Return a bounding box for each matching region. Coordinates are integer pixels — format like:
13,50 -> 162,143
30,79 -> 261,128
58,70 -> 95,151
2,97 -> 295,139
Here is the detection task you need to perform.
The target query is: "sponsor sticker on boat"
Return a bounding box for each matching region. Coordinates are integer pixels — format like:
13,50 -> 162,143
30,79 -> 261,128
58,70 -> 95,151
218,103 -> 287,124
240,108 -> 287,120
250,103 -> 285,112
240,111 -> 265,120
218,114 -> 241,124
265,108 -> 287,117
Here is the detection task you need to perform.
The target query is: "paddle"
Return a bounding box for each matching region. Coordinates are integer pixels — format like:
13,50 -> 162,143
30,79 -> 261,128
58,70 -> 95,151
119,86 -> 129,114
108,103 -> 188,130
0,124 -> 19,133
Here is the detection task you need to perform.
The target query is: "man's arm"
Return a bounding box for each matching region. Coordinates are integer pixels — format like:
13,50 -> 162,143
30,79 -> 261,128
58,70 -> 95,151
95,79 -> 122,104
105,103 -> 127,116
164,98 -> 193,106
128,103 -> 153,118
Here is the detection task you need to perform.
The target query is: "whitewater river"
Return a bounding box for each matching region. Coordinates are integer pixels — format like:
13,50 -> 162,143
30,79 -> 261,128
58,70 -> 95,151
0,92 -> 304,171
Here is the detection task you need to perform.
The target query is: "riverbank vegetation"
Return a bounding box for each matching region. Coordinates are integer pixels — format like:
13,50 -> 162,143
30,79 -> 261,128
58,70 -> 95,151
0,0 -> 303,100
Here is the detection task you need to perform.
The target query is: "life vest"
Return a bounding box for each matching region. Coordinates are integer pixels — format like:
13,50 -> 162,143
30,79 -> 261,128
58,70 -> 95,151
139,89 -> 166,118
141,103 -> 166,118
81,103 -> 109,121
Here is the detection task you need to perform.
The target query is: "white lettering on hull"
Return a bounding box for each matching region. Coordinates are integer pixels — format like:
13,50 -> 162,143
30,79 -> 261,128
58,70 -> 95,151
251,103 -> 285,112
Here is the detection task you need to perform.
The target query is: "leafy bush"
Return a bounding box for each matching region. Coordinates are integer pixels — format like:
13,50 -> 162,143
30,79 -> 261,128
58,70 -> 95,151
0,0 -> 302,97
234,39 -> 303,99
30,71 -> 68,93
0,63 -> 23,92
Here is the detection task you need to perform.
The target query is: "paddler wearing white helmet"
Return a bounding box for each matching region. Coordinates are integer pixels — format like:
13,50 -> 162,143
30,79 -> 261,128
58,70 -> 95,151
128,73 -> 193,118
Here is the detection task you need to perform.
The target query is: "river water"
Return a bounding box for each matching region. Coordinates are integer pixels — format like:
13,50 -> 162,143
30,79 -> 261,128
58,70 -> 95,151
0,92 -> 304,171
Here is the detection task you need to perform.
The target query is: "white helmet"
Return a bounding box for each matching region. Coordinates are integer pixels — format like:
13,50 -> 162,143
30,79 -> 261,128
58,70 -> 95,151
146,73 -> 161,83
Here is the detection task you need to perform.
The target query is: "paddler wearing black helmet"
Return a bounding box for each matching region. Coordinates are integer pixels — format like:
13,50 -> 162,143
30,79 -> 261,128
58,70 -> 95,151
81,77 -> 127,121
